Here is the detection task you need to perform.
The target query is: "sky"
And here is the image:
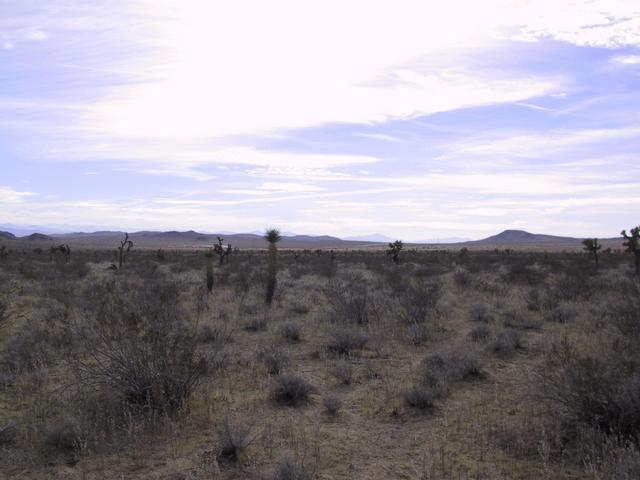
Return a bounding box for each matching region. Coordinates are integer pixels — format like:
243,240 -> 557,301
1,0 -> 639,240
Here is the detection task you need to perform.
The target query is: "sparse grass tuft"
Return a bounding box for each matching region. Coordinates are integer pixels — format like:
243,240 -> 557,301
322,395 -> 342,416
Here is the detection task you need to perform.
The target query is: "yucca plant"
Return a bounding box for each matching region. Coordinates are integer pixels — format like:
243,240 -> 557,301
621,226 -> 640,276
582,238 -> 601,270
264,228 -> 281,306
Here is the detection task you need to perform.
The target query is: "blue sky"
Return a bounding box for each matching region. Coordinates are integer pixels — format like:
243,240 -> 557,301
1,1 -> 639,240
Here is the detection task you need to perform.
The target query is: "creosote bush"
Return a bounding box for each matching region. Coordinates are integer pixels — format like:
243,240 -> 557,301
69,279 -> 215,417
538,338 -> 640,441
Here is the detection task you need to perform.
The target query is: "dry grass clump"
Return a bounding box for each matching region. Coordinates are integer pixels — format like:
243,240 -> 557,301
489,329 -> 524,356
469,325 -> 492,343
0,421 -> 17,446
279,321 -> 302,342
258,344 -> 290,375
43,419 -> 82,462
403,322 -> 430,345
545,303 -> 578,323
215,417 -> 254,463
453,268 -> 472,287
469,303 -> 493,323
420,351 -> 485,392
322,394 -> 342,416
1,323 -> 53,375
269,455 -> 315,480
244,315 -> 269,332
329,360 -> 354,385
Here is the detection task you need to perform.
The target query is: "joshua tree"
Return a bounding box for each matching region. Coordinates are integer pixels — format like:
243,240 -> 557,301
621,226 -> 640,276
213,236 -> 233,265
118,233 -> 134,269
582,238 -> 602,270
386,240 -> 403,265
264,228 -> 281,306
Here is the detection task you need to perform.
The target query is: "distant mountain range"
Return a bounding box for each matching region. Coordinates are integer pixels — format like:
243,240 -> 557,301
461,229 -> 622,249
0,227 -> 624,250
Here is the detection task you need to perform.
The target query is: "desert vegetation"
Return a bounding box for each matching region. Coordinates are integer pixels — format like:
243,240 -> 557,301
0,234 -> 639,479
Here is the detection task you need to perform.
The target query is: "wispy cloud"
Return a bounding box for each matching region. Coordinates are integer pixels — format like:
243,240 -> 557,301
0,186 -> 37,204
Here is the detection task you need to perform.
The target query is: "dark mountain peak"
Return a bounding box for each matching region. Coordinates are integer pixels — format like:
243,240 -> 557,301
495,230 -> 537,239
24,233 -> 53,241
471,229 -> 581,246
0,231 -> 16,240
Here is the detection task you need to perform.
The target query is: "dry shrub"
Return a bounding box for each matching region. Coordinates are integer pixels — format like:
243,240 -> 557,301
537,338 -> 640,441
326,329 -> 368,356
396,279 -> 441,325
404,386 -> 437,413
323,276 -> 374,325
69,279 -> 216,417
272,374 -> 316,407
420,351 -> 484,393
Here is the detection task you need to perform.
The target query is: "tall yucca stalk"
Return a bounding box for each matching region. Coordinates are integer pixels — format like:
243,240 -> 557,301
264,228 -> 281,306
621,226 -> 640,276
205,251 -> 214,294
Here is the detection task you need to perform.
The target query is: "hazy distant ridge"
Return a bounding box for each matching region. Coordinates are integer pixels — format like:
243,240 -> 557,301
0,228 -> 624,249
